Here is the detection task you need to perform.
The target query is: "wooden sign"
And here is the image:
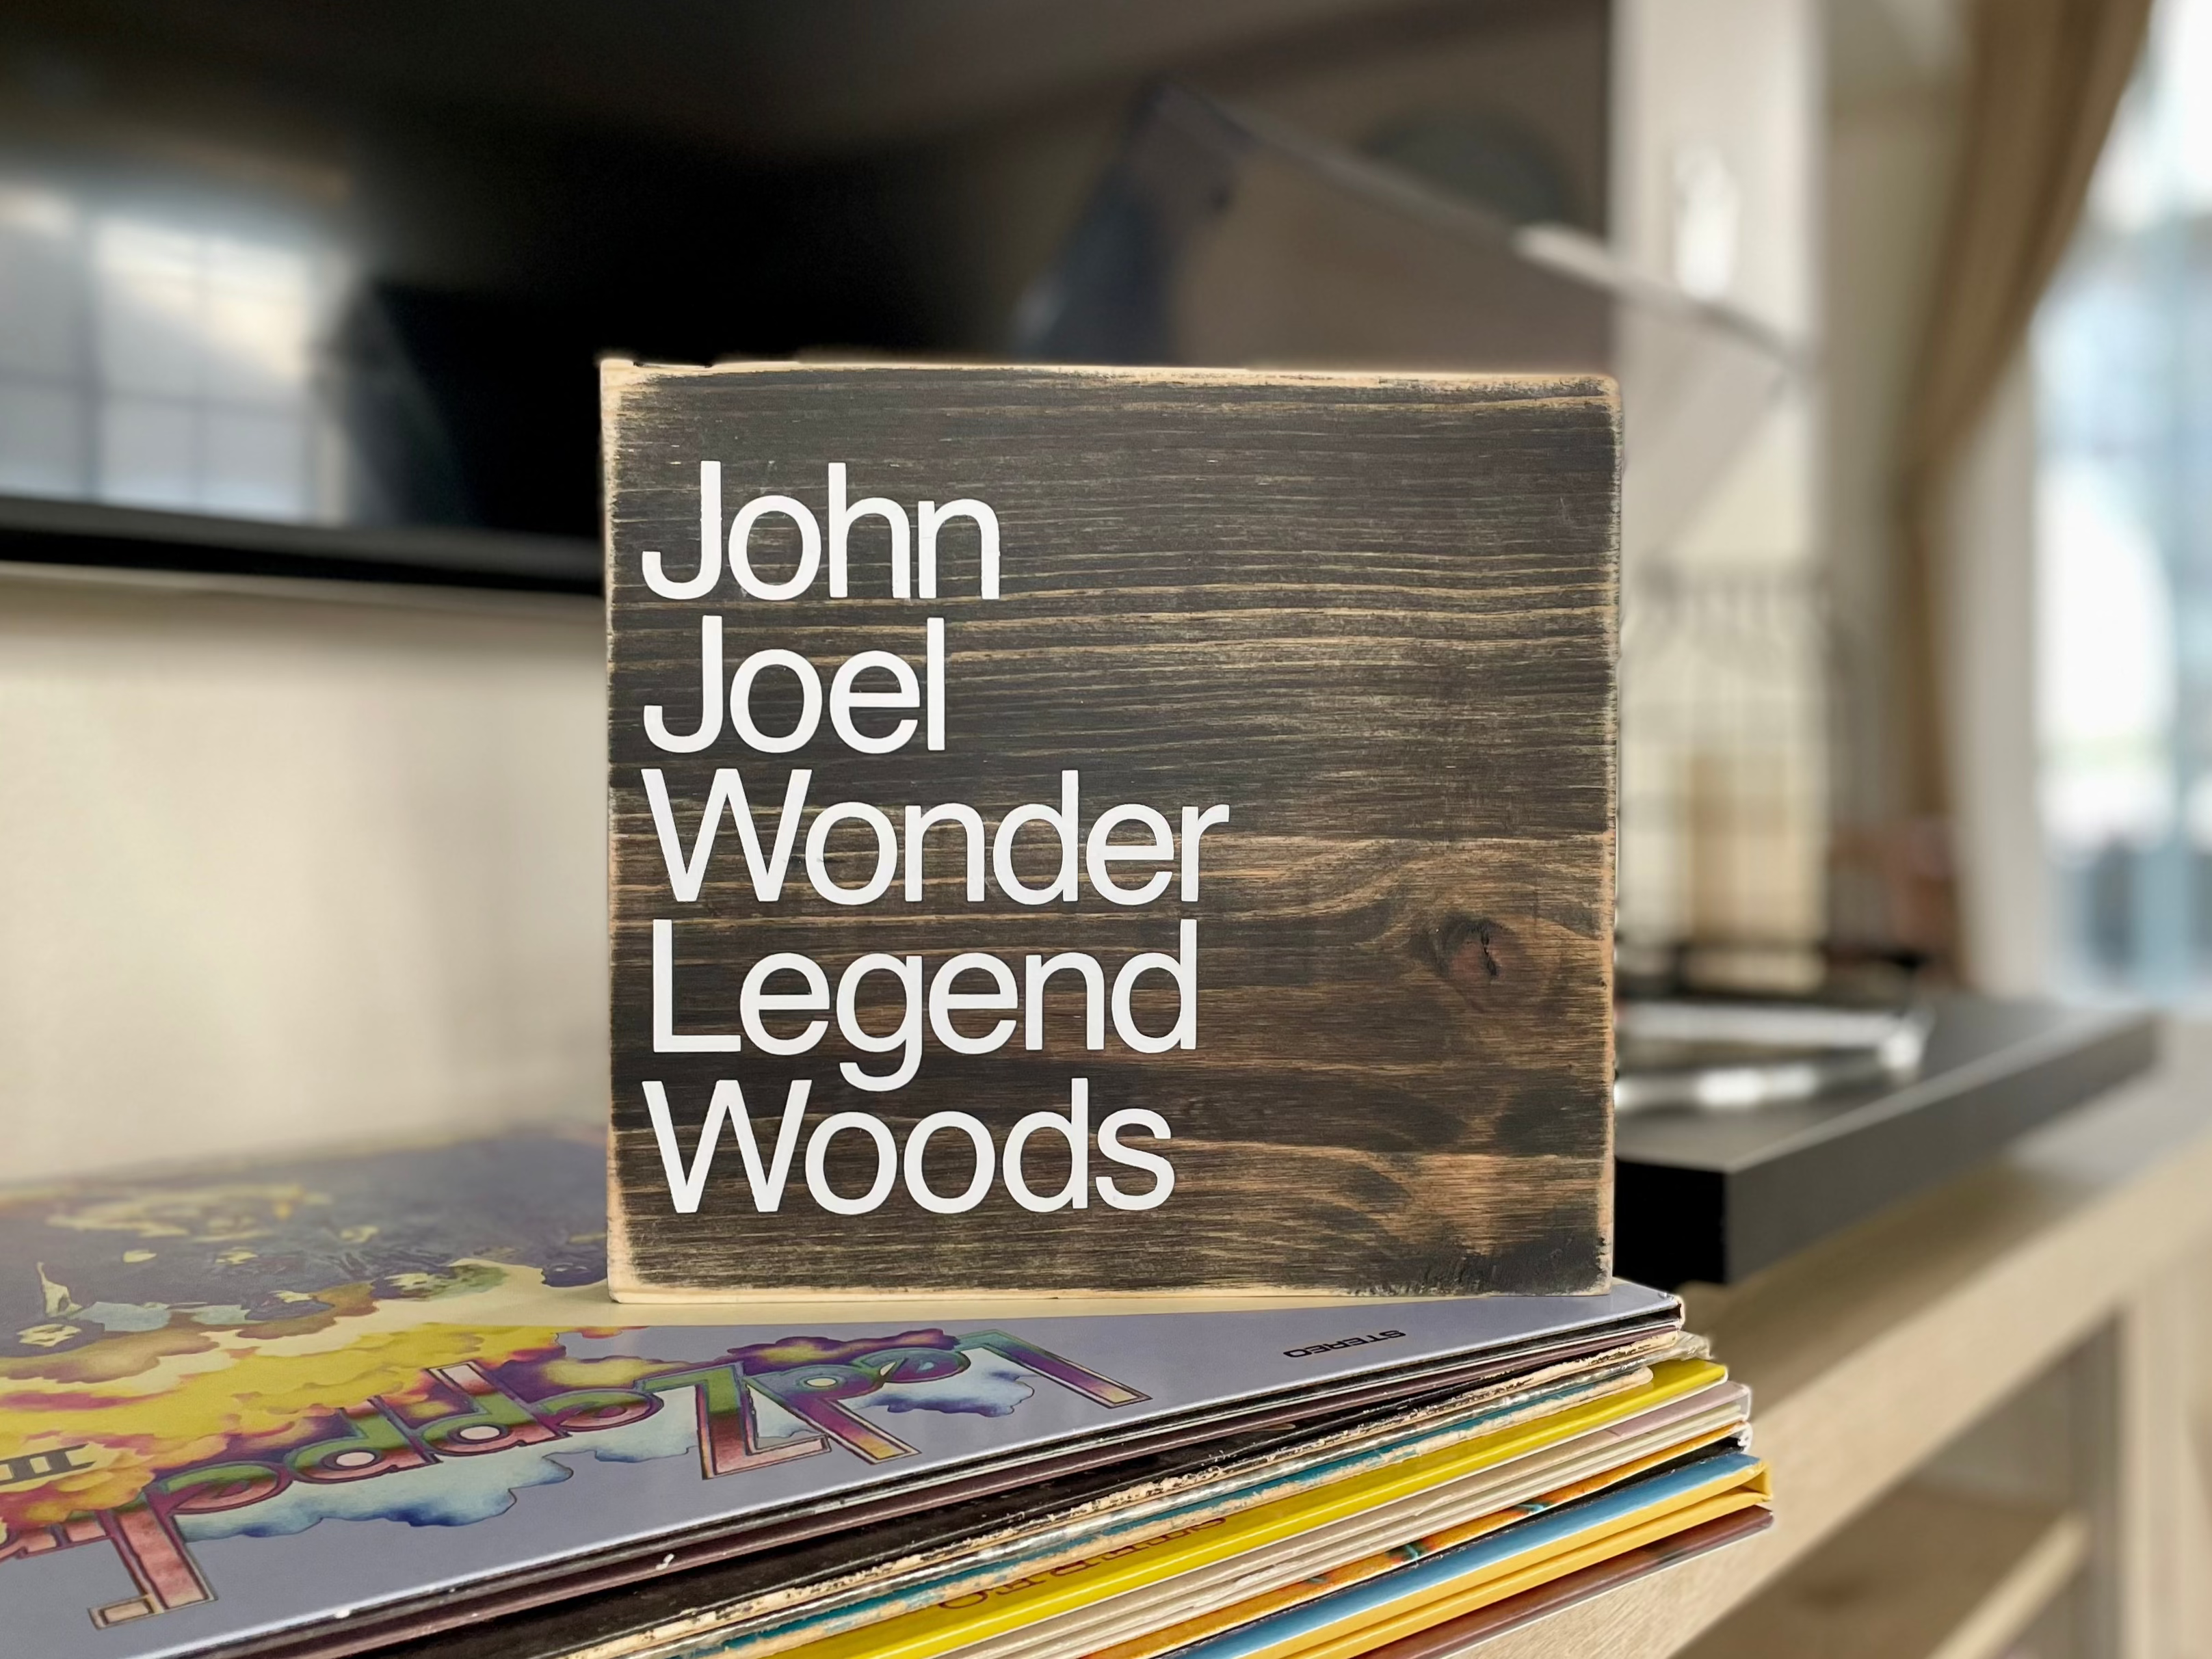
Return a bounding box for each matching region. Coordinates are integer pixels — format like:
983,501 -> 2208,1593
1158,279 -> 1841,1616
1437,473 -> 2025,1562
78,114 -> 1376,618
603,363 -> 1618,1300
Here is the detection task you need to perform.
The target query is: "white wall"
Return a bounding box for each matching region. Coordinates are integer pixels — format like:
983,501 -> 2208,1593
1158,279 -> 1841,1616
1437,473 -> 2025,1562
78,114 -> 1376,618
1944,358 -> 2049,994
1611,0 -> 1830,979
1614,0 -> 1821,336
0,572 -> 607,1180
1823,52 -> 1960,942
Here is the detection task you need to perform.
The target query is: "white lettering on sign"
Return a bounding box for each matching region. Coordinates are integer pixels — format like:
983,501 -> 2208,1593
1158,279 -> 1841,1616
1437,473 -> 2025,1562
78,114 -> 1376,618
634,464 -> 1228,1219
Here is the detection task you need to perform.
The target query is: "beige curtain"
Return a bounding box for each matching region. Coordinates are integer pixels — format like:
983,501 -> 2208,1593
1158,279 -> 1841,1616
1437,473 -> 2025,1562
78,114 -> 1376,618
1893,0 -> 2152,961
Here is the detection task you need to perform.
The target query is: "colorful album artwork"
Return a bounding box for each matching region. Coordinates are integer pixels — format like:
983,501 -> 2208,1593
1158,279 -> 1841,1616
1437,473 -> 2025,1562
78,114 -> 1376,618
0,1132 -> 1667,1659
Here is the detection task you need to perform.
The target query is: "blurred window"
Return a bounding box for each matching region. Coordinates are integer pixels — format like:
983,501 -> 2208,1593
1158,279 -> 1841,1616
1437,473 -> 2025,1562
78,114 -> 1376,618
2036,0 -> 2212,995
0,175 -> 345,522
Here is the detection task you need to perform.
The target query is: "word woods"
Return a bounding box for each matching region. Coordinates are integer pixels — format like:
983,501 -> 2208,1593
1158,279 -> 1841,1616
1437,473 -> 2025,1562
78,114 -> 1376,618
644,1078 -> 1172,1217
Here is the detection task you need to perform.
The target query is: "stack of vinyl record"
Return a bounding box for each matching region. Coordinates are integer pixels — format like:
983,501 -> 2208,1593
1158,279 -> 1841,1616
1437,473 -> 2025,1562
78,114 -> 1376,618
0,1132 -> 1768,1659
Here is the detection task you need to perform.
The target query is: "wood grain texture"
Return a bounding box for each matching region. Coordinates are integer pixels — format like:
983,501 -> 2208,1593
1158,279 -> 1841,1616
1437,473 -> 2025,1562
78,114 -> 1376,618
603,362 -> 1618,1299
1678,1485 -> 2084,1659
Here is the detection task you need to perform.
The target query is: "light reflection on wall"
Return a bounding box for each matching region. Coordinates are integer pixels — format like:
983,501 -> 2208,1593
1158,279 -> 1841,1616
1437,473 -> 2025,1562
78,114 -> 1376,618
2035,0 -> 2212,994
0,172 -> 348,523
2036,460 -> 2174,854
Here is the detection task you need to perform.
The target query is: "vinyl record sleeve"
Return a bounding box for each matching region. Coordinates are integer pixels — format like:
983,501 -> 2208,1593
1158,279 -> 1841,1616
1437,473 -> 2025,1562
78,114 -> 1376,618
1157,1450 -> 1770,1659
0,1132 -> 1672,1659
745,1362 -> 1728,1659
1356,1505 -> 1775,1658
754,1364 -> 1737,1659
369,1335 -> 1689,1659
981,1394 -> 1750,1659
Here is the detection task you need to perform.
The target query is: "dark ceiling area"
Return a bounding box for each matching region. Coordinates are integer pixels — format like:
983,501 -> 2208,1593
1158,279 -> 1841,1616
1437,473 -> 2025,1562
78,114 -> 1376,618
0,0 -> 1588,540
1,0 -> 1499,159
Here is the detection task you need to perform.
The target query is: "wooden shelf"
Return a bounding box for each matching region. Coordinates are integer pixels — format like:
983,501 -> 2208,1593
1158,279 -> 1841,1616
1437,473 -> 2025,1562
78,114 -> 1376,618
1461,1022 -> 2212,1658
1678,1484 -> 2085,1659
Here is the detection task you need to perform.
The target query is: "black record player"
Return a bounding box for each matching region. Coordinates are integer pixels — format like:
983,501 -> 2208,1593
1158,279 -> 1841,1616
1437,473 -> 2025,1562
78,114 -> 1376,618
1612,994 -> 2159,1287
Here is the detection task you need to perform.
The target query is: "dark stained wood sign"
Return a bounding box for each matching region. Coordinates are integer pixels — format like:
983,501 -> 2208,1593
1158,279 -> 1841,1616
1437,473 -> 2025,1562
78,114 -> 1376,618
603,362 -> 1618,1301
